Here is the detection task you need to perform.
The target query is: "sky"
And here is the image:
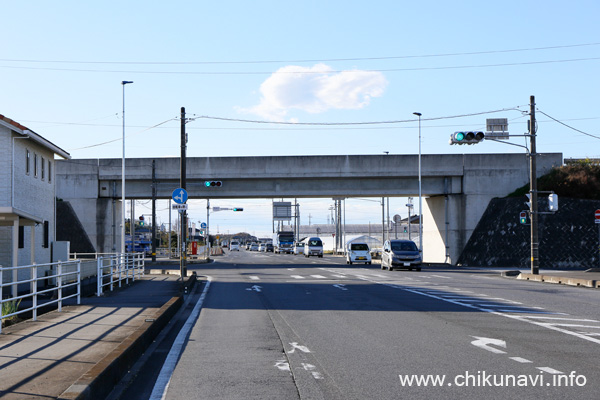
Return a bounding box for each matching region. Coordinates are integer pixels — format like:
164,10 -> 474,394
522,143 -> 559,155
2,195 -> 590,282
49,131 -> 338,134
2,1 -> 599,238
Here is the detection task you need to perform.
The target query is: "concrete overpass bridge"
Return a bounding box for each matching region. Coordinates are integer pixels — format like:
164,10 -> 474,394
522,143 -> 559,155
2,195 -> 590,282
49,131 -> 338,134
56,153 -> 562,264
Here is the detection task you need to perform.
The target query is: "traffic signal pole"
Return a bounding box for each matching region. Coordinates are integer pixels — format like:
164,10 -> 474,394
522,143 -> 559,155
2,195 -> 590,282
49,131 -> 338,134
529,95 -> 539,275
180,107 -> 187,279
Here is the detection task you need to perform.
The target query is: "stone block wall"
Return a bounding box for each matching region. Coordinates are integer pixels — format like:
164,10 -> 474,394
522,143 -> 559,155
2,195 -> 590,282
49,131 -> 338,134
457,197 -> 600,269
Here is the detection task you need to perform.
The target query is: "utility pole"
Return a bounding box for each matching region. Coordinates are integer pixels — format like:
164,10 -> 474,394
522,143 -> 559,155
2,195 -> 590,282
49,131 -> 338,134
529,95 -> 539,275
151,159 -> 157,262
180,107 -> 187,279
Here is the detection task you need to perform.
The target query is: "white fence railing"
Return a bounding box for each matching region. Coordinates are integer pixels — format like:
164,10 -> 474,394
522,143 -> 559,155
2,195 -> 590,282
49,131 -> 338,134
1,260 -> 81,334
1,253 -> 145,333
96,253 -> 145,296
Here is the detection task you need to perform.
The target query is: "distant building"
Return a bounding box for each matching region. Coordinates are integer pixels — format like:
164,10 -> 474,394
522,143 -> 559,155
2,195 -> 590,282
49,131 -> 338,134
0,114 -> 70,286
298,218 -> 421,252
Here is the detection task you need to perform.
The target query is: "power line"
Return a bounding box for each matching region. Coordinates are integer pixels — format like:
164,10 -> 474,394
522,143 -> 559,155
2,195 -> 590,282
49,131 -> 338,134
2,57 -> 599,75
1,42 -> 598,65
67,117 -> 177,151
189,107 -> 522,126
537,110 -> 600,140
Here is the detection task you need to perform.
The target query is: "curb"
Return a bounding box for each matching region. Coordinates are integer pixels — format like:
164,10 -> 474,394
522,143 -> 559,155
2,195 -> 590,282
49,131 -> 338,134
517,273 -> 598,288
57,295 -> 183,400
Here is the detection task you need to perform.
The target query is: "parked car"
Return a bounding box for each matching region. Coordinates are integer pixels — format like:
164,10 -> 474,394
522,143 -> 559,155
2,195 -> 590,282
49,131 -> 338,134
266,243 -> 274,252
381,239 -> 422,271
346,242 -> 372,265
304,237 -> 323,258
250,242 -> 259,251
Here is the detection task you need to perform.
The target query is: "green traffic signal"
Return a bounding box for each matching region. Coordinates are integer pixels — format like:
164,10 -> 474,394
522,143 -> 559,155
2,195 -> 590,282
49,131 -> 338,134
519,211 -> 527,224
204,181 -> 222,187
455,132 -> 465,141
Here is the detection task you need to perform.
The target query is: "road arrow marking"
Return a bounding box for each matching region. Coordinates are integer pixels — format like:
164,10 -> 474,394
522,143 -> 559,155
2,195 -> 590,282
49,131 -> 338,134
275,360 -> 290,372
246,285 -> 262,292
288,342 -> 311,354
470,336 -> 507,354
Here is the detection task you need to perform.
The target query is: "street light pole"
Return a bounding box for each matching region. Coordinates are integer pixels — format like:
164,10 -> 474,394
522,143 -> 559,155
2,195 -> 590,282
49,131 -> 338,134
121,81 -> 133,255
413,112 -> 423,260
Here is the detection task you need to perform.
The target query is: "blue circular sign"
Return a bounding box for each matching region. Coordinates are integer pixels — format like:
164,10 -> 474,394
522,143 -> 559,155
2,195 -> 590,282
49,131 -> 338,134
172,188 -> 188,204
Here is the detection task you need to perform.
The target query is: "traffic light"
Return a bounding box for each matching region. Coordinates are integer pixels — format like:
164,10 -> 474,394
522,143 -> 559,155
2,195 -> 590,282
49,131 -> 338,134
519,211 -> 528,224
233,207 -> 244,212
449,131 -> 485,145
204,181 -> 222,187
139,215 -> 145,226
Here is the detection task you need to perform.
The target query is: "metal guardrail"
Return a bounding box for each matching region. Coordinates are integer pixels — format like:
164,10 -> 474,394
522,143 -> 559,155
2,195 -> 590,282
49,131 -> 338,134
96,253 -> 145,296
1,260 -> 81,334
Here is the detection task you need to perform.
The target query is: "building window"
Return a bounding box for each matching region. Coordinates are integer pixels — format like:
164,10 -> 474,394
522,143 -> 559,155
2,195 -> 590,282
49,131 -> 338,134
18,226 -> 24,249
48,161 -> 52,183
41,157 -> 45,180
43,221 -> 49,248
34,154 -> 38,178
26,149 -> 30,175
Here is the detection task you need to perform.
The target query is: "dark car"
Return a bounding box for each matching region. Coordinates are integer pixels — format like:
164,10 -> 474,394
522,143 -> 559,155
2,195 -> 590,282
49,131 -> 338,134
381,239 -> 422,271
266,243 -> 274,252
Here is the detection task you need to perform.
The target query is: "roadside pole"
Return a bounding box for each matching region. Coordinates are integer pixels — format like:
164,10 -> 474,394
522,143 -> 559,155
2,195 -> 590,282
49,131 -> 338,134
596,209 -> 600,268
529,95 -> 539,275
180,107 -> 187,280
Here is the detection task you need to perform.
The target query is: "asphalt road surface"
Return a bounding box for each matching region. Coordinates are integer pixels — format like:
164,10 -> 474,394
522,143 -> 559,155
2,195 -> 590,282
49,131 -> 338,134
120,250 -> 600,399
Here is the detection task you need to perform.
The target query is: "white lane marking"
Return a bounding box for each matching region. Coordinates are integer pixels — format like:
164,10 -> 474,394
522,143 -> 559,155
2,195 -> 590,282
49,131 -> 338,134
290,275 -> 305,279
536,367 -> 564,374
246,285 -> 262,292
510,357 -> 533,363
288,342 -> 311,354
522,316 -> 600,322
249,276 -> 260,280
301,363 -> 324,380
288,268 -> 296,271
497,309 -> 567,315
475,304 -> 544,309
322,268 -> 600,346
331,274 -> 347,278
150,277 -> 212,400
471,336 -> 507,354
543,323 -> 600,329
430,274 -> 452,279
333,284 -> 348,291
310,275 -> 327,279
275,359 -> 291,372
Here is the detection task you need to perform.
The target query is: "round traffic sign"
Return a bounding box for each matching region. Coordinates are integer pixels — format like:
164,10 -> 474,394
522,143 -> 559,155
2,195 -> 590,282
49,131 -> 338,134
595,209 -> 600,220
172,188 -> 188,204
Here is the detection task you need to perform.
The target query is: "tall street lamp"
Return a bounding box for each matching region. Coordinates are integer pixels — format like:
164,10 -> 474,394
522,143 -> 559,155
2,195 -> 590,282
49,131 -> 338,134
413,112 -> 423,260
121,81 -> 133,254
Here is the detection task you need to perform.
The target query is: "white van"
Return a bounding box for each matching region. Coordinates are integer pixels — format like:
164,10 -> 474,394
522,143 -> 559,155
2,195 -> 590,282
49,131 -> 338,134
293,241 -> 305,255
229,241 -> 240,251
346,242 -> 372,265
304,237 -> 323,258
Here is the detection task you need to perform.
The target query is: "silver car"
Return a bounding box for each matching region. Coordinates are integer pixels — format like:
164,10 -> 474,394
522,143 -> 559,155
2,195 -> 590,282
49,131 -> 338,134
381,240 -> 422,271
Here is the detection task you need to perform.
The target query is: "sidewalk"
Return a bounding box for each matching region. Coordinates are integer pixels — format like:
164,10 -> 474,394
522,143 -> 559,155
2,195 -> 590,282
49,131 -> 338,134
0,274 -> 183,400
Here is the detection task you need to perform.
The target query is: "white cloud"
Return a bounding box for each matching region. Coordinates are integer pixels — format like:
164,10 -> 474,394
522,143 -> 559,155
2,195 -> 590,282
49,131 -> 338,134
239,64 -> 387,121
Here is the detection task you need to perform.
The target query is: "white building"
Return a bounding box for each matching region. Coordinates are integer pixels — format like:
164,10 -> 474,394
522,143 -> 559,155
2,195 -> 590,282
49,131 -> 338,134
0,114 -> 70,289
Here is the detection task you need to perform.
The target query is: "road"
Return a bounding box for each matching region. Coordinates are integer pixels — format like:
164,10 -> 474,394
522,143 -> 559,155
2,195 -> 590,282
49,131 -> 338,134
124,250 -> 600,399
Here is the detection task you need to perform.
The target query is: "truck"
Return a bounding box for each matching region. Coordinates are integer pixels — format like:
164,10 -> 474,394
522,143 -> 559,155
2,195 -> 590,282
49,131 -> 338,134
273,230 -> 295,254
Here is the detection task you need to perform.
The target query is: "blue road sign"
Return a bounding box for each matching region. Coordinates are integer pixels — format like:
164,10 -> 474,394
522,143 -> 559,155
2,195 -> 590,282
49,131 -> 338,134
172,188 -> 188,204
200,222 -> 207,229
